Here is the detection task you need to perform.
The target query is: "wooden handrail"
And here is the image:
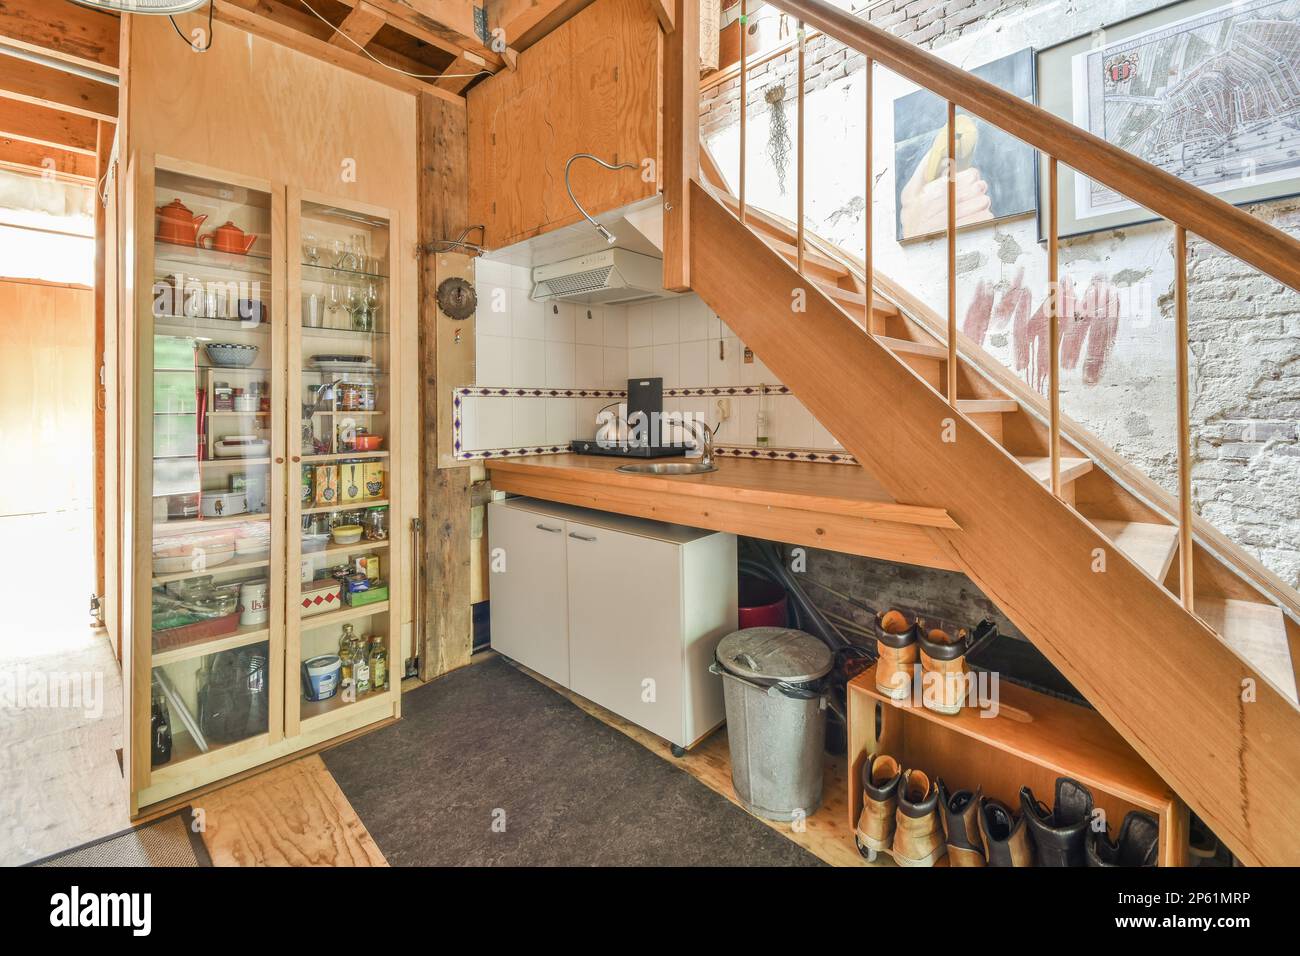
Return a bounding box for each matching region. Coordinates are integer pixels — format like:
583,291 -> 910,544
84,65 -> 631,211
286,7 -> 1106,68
761,0 -> 1300,295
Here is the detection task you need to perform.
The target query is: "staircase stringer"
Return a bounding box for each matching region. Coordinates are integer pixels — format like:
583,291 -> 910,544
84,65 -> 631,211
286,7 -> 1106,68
688,180 -> 1300,867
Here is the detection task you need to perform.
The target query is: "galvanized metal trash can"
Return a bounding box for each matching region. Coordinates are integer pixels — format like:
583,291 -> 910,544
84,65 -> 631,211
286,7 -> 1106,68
711,627 -> 834,822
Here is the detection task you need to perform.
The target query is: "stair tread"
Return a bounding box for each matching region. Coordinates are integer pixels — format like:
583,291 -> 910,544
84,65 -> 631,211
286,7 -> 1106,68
814,280 -> 900,315
1197,597 -> 1297,704
1090,519 -> 1179,582
1016,455 -> 1093,484
758,233 -> 849,277
875,335 -> 947,361
957,398 -> 1018,414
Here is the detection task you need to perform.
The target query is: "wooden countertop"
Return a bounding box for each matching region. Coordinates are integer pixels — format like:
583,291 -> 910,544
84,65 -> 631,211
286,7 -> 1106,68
486,454 -> 957,529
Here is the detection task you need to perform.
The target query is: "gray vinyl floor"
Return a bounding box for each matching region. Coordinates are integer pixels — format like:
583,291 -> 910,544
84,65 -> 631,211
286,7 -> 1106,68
323,656 -> 823,867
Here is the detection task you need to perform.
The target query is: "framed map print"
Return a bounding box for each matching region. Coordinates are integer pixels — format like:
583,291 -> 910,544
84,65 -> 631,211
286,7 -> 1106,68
1036,0 -> 1300,239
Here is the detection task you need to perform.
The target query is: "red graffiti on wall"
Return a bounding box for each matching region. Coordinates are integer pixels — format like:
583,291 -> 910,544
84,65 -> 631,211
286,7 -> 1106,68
963,270 -> 1120,392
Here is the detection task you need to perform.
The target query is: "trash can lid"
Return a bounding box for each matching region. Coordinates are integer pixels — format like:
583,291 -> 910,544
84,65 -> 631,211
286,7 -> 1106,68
716,627 -> 833,684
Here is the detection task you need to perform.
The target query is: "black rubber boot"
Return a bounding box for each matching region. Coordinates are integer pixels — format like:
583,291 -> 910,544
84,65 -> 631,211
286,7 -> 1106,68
1020,776 -> 1094,866
1087,810 -> 1160,867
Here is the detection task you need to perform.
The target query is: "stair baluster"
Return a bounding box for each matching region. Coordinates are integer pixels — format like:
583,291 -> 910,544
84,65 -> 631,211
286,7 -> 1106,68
864,56 -> 873,334
738,0 -> 748,225
946,101 -> 957,405
796,20 -> 806,276
1048,156 -> 1061,498
1175,224 -> 1194,612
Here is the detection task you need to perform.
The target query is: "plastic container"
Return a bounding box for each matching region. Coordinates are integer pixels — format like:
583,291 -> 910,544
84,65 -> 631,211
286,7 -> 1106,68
738,574 -> 788,629
711,627 -> 833,821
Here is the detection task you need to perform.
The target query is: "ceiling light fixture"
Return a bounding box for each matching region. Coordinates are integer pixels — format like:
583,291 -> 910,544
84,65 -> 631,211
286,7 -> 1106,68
565,153 -> 638,244
69,0 -> 208,12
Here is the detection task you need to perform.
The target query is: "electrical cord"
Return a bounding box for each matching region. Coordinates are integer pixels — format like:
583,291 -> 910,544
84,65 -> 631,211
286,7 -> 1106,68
169,0 -> 214,52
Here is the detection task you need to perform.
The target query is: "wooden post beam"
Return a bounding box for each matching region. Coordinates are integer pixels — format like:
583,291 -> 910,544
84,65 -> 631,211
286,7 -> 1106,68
662,0 -> 698,291
417,90 -> 474,680
0,133 -> 96,179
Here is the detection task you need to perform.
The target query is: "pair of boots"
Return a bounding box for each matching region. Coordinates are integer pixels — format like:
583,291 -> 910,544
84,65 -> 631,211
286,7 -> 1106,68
873,609 -> 970,714
940,776 -> 1093,866
1024,777 -> 1158,866
937,782 -> 1036,866
855,754 -> 946,866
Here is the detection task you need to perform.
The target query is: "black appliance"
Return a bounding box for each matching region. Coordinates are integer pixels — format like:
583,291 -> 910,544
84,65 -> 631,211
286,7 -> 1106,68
198,641 -> 270,743
572,376 -> 687,459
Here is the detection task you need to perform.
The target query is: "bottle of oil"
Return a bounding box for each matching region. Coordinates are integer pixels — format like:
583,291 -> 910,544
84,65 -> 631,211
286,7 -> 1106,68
354,632 -> 372,694
370,636 -> 387,691
338,623 -> 356,691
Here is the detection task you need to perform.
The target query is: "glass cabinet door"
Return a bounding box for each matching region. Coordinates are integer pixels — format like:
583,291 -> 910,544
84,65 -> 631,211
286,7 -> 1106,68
144,164 -> 285,780
287,193 -> 397,736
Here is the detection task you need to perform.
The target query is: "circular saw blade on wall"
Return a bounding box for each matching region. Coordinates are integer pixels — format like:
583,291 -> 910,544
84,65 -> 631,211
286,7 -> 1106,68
436,275 -> 478,322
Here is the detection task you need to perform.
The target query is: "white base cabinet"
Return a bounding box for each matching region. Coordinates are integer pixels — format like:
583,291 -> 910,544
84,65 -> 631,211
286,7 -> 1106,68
488,497 -> 737,749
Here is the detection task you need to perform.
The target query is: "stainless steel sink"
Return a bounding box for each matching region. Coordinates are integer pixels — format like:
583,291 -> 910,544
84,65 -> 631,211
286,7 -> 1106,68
616,461 -> 718,476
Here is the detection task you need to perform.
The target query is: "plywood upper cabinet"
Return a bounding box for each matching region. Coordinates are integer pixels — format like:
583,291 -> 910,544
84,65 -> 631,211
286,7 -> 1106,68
468,0 -> 663,249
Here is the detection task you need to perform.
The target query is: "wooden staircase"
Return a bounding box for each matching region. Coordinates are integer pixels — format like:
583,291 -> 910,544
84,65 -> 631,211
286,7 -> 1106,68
684,177 -> 1300,866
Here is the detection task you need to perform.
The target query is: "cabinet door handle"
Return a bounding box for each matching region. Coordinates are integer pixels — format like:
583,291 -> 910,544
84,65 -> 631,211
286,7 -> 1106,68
291,455 -> 302,463
274,456 -> 285,465
568,532 -> 597,542
535,524 -> 562,533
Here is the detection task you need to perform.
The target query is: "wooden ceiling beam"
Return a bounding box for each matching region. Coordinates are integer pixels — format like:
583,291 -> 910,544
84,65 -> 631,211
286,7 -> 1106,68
340,0 -> 504,66
0,0 -> 120,74
211,0 -> 465,106
0,134 -> 97,180
329,0 -> 388,49
489,0 -> 593,51
0,50 -> 117,122
434,51 -> 488,94
0,98 -> 98,154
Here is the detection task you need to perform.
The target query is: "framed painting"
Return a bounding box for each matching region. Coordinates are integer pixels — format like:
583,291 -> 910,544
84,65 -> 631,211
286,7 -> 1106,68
1037,0 -> 1300,240
893,48 -> 1039,243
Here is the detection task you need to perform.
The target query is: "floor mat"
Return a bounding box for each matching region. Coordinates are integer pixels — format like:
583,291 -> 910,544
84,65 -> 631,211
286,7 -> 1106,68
27,808 -> 210,867
323,657 -> 823,866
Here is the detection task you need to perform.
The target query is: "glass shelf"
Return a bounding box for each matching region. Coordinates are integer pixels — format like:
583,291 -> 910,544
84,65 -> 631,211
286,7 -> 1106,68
301,261 -> 388,282
156,241 -> 272,277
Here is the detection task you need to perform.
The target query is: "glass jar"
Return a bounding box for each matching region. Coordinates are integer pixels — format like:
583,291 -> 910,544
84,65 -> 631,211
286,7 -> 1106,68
365,505 -> 389,541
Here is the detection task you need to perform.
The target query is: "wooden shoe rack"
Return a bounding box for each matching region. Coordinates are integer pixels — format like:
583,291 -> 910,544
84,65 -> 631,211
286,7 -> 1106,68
847,664 -> 1189,866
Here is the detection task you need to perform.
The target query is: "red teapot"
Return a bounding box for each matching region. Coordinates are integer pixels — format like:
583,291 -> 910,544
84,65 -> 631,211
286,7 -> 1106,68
156,199 -> 208,247
200,221 -> 258,256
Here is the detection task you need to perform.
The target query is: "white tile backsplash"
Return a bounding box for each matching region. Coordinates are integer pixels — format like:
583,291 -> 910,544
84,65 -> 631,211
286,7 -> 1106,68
511,337 -> 546,387
544,341 -> 575,388
466,277 -> 839,456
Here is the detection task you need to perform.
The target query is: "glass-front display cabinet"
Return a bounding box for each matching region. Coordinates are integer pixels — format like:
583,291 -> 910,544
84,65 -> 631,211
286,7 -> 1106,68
286,191 -> 400,740
131,159 -> 403,813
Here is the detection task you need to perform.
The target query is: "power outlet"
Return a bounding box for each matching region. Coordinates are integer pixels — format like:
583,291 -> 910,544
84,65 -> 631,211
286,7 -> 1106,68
715,398 -> 732,422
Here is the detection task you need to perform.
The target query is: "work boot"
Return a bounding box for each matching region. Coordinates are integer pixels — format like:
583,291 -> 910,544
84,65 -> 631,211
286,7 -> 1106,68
891,768 -> 947,866
854,753 -> 901,853
1087,810 -> 1160,867
1021,777 -> 1094,867
874,609 -> 919,700
938,778 -> 984,867
918,625 -> 971,714
979,796 -> 1035,866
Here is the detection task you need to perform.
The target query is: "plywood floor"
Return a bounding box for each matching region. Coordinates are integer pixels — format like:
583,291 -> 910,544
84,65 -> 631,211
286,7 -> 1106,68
195,755 -> 386,866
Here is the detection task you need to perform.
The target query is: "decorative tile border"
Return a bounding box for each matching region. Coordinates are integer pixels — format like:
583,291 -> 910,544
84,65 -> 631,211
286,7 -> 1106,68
453,383 -> 844,463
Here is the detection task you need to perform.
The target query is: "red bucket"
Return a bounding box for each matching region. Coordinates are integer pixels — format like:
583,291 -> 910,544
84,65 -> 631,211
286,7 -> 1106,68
738,574 -> 788,629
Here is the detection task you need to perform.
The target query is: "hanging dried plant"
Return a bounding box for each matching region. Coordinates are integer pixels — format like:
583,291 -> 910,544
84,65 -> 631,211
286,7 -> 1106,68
765,83 -> 792,195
